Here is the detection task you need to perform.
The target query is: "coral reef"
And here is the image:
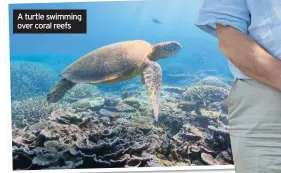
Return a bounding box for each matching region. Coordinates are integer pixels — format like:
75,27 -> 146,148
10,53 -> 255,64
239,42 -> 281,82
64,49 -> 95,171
11,96 -> 67,128
205,125 -> 231,151
196,76 -> 231,89
61,84 -> 101,104
11,83 -> 101,128
11,75 -> 234,170
183,84 -> 229,104
10,61 -> 59,101
12,109 -> 165,170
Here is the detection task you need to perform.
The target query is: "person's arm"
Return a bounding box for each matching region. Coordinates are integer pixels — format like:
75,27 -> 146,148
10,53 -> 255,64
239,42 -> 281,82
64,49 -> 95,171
216,24 -> 281,91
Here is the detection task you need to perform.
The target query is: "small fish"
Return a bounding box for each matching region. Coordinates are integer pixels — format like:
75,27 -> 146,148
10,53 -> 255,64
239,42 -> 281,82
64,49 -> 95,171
43,103 -> 49,108
111,114 -> 117,118
152,18 -> 162,24
99,108 -> 119,118
179,104 -> 184,108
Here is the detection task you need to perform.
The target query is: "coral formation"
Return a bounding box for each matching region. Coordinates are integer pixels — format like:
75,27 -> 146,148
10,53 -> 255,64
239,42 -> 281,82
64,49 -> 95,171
11,75 -> 234,170
11,96 -> 66,128
183,84 -> 229,104
10,61 -> 59,100
196,76 -> 231,89
61,84 -> 101,103
12,110 -> 165,170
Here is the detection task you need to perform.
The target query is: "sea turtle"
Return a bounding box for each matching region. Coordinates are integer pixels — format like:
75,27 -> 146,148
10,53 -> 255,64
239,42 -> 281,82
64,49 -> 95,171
47,40 -> 182,121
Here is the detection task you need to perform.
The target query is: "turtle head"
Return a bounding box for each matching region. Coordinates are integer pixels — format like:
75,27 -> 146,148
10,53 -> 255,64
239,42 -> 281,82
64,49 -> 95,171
151,41 -> 182,61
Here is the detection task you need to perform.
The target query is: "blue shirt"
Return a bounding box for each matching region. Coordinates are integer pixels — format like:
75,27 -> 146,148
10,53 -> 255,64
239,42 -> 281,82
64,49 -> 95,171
195,0 -> 281,79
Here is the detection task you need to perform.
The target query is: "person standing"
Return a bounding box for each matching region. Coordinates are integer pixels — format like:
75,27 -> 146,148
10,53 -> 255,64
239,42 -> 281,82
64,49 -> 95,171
195,0 -> 281,173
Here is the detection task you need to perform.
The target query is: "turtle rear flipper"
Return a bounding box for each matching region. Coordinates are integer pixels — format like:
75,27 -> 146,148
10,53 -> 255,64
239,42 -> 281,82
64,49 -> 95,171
141,60 -> 162,121
47,78 -> 76,103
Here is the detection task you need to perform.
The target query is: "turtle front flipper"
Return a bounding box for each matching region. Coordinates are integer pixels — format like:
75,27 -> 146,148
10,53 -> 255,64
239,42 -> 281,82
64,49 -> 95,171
47,78 -> 76,103
141,60 -> 162,121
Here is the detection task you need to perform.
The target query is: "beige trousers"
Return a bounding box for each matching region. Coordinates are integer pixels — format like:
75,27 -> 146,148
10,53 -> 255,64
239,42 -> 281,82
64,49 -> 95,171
228,79 -> 281,173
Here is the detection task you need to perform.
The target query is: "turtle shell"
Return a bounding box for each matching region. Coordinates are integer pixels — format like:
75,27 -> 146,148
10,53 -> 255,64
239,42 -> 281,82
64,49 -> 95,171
61,40 -> 153,84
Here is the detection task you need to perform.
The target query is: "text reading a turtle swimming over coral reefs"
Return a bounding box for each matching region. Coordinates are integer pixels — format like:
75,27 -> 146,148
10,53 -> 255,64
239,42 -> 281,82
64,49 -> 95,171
13,10 -> 87,33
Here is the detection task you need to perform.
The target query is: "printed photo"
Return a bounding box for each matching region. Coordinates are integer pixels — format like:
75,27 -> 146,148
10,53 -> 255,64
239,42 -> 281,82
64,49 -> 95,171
10,0 -> 234,170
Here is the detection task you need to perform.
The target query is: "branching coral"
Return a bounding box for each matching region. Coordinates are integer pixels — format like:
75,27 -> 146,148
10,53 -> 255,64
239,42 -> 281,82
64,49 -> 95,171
183,85 -> 229,104
11,96 -> 66,128
196,76 -> 231,89
10,61 -> 59,100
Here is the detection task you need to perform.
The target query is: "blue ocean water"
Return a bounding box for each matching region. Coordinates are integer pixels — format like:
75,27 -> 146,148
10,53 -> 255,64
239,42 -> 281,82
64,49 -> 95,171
9,0 -> 232,93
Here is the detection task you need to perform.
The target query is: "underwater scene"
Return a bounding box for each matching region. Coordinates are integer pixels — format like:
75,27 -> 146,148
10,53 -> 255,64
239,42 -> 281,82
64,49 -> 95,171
10,0 -> 235,170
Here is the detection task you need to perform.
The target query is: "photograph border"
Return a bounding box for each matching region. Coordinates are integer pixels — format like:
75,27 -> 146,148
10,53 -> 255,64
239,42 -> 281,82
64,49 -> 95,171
4,0 -> 236,172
